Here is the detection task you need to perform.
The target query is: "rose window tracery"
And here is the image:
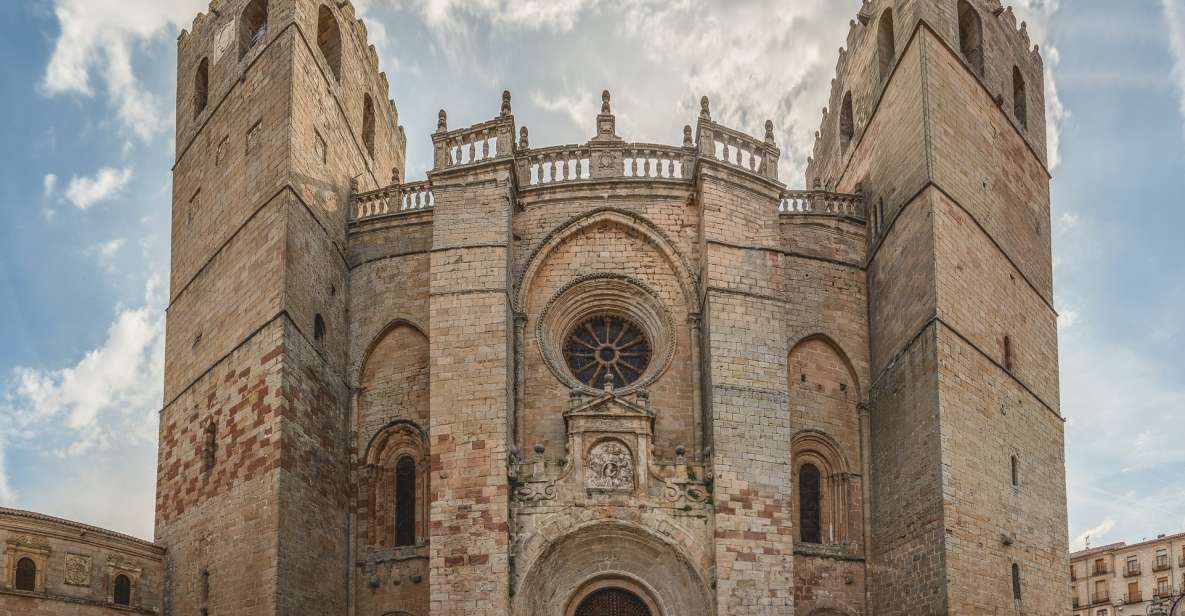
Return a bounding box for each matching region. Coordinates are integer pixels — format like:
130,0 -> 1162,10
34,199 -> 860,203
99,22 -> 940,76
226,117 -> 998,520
563,315 -> 651,389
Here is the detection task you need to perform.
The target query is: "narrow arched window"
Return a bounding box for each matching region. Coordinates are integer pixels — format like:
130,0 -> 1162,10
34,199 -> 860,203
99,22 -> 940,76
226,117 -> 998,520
239,0 -> 269,59
203,422 -> 217,472
395,455 -> 416,546
1012,563 -> 1022,600
839,92 -> 854,151
194,58 -> 209,119
15,557 -> 36,591
314,314 -> 326,346
878,9 -> 896,82
317,5 -> 342,82
799,463 -> 822,544
1011,454 -> 1020,488
958,0 -> 985,76
362,94 -> 376,158
1012,66 -> 1028,129
114,574 -> 132,605
1004,335 -> 1014,371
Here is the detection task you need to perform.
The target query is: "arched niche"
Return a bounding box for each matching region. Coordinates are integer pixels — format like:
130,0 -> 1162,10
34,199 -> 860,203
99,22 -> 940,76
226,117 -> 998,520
358,320 -> 429,437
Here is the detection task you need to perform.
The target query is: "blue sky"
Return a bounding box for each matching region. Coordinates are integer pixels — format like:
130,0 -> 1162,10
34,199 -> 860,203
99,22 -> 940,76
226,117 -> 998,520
0,0 -> 1181,548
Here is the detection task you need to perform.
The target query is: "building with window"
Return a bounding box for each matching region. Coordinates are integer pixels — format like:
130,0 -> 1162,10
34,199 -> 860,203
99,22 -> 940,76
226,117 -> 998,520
1070,532 -> 1185,616
3,0 -> 1069,614
0,508 -> 164,613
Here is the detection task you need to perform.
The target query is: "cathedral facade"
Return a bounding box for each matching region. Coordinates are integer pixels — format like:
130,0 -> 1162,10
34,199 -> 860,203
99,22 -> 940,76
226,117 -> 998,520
0,0 -> 1070,615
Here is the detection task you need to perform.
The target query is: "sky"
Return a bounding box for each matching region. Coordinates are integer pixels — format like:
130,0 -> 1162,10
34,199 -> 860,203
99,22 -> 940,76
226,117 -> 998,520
0,0 -> 1181,549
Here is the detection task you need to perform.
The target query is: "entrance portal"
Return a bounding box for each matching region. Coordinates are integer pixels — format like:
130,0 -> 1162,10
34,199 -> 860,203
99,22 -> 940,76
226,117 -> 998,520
574,588 -> 652,616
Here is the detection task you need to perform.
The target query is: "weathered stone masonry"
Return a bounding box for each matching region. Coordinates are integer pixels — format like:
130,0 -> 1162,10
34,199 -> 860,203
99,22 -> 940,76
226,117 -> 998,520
1,1 -> 1069,615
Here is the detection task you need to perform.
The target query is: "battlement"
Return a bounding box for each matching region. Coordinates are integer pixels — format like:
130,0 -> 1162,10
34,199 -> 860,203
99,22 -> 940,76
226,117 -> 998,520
807,0 -> 1047,188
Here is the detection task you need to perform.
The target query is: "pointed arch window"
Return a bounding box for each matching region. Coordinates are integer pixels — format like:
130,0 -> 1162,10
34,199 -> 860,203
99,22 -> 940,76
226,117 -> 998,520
314,314 -> 326,346
239,0 -> 269,59
958,0 -> 985,76
839,92 -> 854,151
317,6 -> 342,82
114,574 -> 132,606
194,58 -> 209,119
878,9 -> 896,82
1013,66 -> 1028,129
395,455 -> 416,546
15,557 -> 36,592
799,463 -> 822,544
362,94 -> 376,158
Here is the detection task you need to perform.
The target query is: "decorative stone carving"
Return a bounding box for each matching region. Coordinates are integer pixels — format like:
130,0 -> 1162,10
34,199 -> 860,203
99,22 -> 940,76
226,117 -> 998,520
586,440 -> 634,491
64,553 -> 92,587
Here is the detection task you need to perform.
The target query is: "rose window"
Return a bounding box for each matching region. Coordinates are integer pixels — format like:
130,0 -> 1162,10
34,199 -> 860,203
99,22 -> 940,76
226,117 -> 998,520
563,315 -> 652,389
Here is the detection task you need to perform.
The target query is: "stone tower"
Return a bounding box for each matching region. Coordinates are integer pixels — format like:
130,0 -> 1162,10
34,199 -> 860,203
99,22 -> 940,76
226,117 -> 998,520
157,0 -> 404,614
153,0 -> 1068,615
805,0 -> 1067,613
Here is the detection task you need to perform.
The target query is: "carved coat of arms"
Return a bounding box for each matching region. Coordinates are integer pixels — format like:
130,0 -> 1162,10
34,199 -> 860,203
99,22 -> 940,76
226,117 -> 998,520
586,440 -> 634,491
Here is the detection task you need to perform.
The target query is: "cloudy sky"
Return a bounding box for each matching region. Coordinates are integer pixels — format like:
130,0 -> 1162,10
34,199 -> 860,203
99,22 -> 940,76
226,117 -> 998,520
0,0 -> 1182,549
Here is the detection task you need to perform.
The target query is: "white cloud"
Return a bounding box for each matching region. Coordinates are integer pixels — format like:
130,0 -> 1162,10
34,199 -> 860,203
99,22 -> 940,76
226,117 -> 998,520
41,0 -> 206,141
530,90 -> 598,133
90,239 -> 127,270
1010,0 -> 1068,171
64,167 -> 134,210
394,0 -> 598,32
0,443 -> 15,504
1071,517 -> 1115,551
1057,309 -> 1078,330
2,275 -> 165,457
42,174 -> 58,198
1163,0 -> 1185,138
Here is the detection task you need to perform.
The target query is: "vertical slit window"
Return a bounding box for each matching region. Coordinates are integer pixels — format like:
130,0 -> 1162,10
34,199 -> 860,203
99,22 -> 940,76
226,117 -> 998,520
839,92 -> 854,151
878,9 -> 896,82
958,0 -> 985,76
1012,563 -> 1022,600
317,6 -> 342,82
194,58 -> 209,119
1013,66 -> 1028,129
362,94 -> 376,158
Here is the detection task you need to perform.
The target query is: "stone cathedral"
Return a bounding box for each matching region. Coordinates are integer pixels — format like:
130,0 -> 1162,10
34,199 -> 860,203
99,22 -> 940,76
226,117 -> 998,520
0,0 -> 1071,615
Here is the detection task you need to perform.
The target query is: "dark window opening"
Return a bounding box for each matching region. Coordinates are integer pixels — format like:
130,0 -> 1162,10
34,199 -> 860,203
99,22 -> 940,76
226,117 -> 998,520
575,588 -> 652,616
1011,454 -> 1020,488
203,423 -> 217,473
1012,563 -> 1022,600
958,0 -> 985,76
395,455 -> 416,546
1004,335 -> 1014,371
362,94 -> 376,158
1013,66 -> 1028,129
314,314 -> 326,346
317,5 -> 342,82
799,463 -> 822,544
878,9 -> 896,82
239,0 -> 269,59
114,574 -> 132,606
15,557 -> 36,591
839,92 -> 854,151
194,58 -> 209,118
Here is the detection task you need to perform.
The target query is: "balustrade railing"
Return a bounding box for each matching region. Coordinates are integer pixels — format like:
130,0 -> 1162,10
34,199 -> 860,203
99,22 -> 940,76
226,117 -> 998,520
622,144 -> 688,179
350,180 -> 433,222
1153,555 -> 1171,571
519,145 -> 591,186
432,105 -> 515,171
778,189 -> 865,219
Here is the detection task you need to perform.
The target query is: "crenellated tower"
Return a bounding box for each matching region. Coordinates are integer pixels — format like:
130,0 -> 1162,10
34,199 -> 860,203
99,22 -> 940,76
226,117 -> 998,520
158,0 -> 405,614
805,0 -> 1067,614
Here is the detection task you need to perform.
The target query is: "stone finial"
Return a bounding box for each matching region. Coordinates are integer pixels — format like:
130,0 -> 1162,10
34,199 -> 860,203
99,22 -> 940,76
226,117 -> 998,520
349,176 -> 359,193
764,120 -> 775,145
519,126 -> 529,149
390,168 -> 401,185
699,95 -> 711,119
601,89 -> 612,114
501,90 -> 512,116
682,125 -> 693,147
533,443 -> 546,456
436,109 -> 447,132
812,177 -> 822,189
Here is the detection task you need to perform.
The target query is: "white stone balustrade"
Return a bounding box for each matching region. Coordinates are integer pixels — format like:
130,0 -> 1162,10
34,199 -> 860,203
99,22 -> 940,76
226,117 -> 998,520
778,189 -> 865,219
351,180 -> 434,222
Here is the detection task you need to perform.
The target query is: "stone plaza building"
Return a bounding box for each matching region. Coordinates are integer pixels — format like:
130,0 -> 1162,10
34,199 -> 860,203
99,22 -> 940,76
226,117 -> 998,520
1,0 -> 1070,614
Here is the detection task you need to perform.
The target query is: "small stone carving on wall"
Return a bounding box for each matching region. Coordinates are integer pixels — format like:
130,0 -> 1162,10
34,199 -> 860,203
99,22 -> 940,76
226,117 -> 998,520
64,553 -> 92,587
586,440 -> 634,491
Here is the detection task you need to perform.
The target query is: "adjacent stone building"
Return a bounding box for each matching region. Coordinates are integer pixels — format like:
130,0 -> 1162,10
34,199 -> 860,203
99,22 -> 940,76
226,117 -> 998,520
1070,532 -> 1185,616
0,508 -> 165,615
1,0 -> 1070,614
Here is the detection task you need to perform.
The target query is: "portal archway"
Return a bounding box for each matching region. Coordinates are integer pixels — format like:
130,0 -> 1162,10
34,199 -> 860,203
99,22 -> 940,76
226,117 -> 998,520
570,584 -> 655,616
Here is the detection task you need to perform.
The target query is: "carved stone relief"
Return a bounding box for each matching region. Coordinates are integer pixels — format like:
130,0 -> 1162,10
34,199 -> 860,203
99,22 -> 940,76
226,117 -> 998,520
64,553 -> 92,587
586,440 -> 634,491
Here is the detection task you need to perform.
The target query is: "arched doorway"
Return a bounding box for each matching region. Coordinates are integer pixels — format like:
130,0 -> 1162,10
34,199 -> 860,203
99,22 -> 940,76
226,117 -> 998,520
574,588 -> 652,616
